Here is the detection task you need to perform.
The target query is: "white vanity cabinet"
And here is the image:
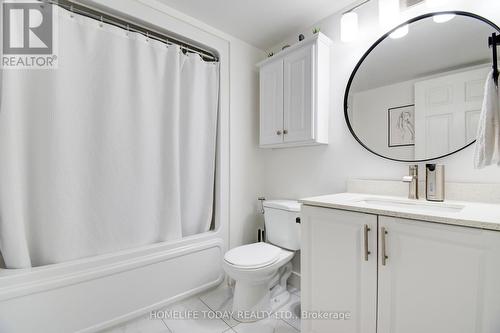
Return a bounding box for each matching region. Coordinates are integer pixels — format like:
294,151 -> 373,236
377,216 -> 500,333
257,33 -> 331,148
301,206 -> 500,333
301,206 -> 378,333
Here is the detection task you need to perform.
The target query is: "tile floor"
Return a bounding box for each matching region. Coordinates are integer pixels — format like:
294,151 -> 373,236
104,284 -> 301,333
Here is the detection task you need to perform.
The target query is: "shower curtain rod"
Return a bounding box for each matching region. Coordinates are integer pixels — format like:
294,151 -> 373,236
39,0 -> 219,62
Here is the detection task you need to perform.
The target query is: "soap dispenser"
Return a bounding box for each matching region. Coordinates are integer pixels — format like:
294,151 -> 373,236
425,164 -> 445,202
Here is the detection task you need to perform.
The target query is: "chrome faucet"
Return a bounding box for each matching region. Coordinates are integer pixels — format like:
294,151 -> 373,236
402,165 -> 419,199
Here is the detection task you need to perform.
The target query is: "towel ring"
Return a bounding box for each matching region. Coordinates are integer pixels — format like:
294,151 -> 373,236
489,33 -> 499,87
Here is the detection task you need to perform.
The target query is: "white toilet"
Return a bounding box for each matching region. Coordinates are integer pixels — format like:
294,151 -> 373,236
223,200 -> 301,322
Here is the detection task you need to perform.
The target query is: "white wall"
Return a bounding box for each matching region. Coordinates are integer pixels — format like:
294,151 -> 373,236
228,39 -> 266,248
352,79 -> 416,161
262,0 -> 500,203
86,0 -> 266,250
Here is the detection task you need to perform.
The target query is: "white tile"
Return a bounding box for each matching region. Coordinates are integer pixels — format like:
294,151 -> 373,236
102,316 -> 170,333
232,318 -> 298,333
198,283 -> 302,331
199,283 -> 239,327
275,294 -> 301,331
199,284 -> 233,312
162,296 -> 231,333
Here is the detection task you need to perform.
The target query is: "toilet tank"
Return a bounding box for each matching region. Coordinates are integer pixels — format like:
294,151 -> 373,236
263,200 -> 301,251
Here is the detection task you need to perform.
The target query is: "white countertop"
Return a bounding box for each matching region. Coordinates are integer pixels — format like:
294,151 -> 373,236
299,192 -> 500,231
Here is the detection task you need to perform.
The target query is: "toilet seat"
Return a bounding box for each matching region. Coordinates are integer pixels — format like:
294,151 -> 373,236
224,243 -> 282,269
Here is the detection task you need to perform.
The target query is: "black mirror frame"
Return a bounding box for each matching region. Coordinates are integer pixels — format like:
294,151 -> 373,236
344,11 -> 500,163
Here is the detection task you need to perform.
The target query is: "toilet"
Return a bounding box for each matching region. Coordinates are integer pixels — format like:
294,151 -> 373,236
223,200 -> 301,322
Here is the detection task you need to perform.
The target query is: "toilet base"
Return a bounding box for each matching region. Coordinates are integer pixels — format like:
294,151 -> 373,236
231,262 -> 293,323
232,280 -> 271,322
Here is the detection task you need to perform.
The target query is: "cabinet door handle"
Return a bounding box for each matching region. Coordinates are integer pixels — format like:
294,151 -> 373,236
364,224 -> 371,261
381,227 -> 388,266
276,130 -> 282,136
283,129 -> 288,135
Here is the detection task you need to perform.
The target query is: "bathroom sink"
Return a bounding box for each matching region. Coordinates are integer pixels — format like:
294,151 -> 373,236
356,198 -> 465,213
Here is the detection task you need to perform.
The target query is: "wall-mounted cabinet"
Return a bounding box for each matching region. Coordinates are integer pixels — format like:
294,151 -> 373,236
301,205 -> 500,333
257,33 -> 332,148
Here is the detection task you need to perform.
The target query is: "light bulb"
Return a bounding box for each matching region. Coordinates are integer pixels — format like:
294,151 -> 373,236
379,0 -> 400,30
389,25 -> 409,39
433,14 -> 456,23
426,0 -> 447,9
341,11 -> 359,42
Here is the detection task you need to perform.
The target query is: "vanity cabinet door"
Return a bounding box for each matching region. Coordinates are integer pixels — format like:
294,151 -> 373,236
259,60 -> 284,146
301,206 -> 377,333
377,216 -> 500,333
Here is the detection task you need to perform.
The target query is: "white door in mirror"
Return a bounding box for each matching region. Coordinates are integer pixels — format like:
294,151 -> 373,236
414,66 -> 489,159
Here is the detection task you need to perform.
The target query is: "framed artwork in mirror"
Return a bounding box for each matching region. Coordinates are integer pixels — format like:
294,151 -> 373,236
388,104 -> 415,147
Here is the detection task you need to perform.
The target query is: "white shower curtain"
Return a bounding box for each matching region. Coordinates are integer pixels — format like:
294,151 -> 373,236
0,8 -> 219,268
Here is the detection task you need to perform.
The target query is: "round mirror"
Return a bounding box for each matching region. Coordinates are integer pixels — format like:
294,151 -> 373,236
344,12 -> 500,162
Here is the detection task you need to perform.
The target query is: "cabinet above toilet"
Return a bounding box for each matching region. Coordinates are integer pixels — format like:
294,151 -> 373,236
257,33 -> 332,148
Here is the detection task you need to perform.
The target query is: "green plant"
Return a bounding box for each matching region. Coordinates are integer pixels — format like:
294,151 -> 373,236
312,27 -> 320,34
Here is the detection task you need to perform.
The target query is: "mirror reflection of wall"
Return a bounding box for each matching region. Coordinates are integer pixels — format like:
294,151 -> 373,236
346,13 -> 499,162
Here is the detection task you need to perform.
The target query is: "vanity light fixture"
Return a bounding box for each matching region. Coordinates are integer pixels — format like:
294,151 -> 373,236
340,0 -> 371,42
389,24 -> 409,39
433,13 -> 456,23
341,12 -> 359,42
379,0 -> 400,31
425,0 -> 447,9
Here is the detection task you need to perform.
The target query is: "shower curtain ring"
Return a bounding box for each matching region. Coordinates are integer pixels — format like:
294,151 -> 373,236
99,16 -> 104,27
69,5 -> 74,18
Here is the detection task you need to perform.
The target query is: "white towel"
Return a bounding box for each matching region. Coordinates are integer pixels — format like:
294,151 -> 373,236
474,70 -> 500,169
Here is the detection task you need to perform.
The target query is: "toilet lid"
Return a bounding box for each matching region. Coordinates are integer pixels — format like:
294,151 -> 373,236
224,243 -> 282,268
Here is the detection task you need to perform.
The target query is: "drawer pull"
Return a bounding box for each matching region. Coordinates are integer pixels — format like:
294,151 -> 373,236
364,224 -> 371,261
381,227 -> 388,266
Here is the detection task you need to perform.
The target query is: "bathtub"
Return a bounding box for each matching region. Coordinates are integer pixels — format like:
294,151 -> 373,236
0,233 -> 225,332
